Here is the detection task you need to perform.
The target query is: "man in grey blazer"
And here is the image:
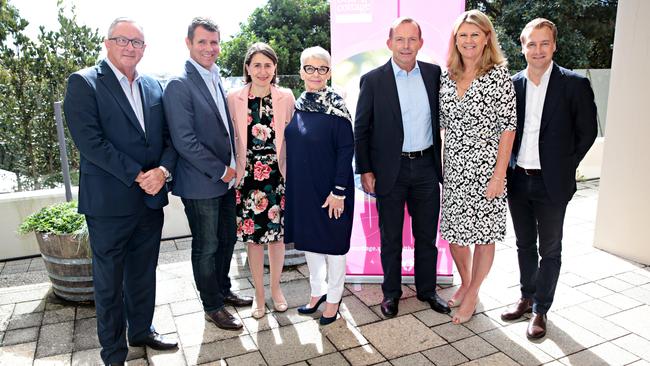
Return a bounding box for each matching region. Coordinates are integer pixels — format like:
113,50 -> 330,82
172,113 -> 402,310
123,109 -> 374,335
163,17 -> 252,330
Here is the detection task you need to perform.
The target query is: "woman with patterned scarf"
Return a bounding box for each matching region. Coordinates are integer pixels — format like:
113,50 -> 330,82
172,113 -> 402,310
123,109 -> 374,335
284,46 -> 355,326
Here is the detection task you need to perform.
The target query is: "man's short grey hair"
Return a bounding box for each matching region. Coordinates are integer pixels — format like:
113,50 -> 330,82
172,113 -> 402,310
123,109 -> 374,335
300,46 -> 331,68
107,17 -> 144,39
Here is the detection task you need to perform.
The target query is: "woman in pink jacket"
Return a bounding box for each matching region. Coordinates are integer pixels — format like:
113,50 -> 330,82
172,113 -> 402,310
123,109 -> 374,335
226,43 -> 295,319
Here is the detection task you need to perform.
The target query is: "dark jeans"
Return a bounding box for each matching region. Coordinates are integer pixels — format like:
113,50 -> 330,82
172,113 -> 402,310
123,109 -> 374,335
85,207 -> 163,365
376,153 -> 440,299
508,169 -> 568,314
182,190 -> 236,312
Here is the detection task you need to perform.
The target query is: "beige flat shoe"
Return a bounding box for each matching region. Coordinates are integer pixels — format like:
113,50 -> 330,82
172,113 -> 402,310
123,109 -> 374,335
251,300 -> 266,319
272,292 -> 288,312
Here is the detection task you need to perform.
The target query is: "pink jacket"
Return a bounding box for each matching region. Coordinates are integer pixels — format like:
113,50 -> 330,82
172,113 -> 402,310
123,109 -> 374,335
226,84 -> 296,187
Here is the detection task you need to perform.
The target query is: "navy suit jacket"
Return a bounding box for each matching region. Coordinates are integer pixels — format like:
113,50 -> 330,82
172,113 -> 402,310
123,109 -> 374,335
163,61 -> 236,199
63,60 -> 177,216
509,63 -> 598,203
354,60 -> 443,196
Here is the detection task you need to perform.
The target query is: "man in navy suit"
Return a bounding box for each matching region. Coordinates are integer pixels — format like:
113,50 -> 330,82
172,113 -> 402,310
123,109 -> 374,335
64,18 -> 177,366
163,17 -> 252,331
354,17 -> 450,318
501,18 -> 597,339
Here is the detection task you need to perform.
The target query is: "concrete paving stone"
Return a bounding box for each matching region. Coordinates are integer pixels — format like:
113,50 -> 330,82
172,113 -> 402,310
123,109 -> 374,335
412,308 -> 453,327
481,328 -> 554,365
622,287 -> 650,305
422,344 -> 469,366
597,277 -> 636,292
339,295 -> 381,327
0,341 -> 36,366
0,283 -> 50,305
75,306 -> 95,320
359,315 -> 445,359
482,306 -> 527,327
452,335 -> 498,360
617,272 -> 650,286
127,346 -> 147,361
231,277 -> 253,291
0,262 -> 4,272
1,264 -> 30,275
44,301 -> 66,311
13,300 -> 45,315
346,284 -> 415,307
559,272 -> 591,287
390,352 -> 434,365
432,322 -> 475,343
320,317 -> 368,351
7,311 -> 43,330
607,305 -> 650,340
0,304 -> 14,331
175,238 -> 192,250
183,334 -> 256,365
286,362 -> 308,366
308,351 -> 350,366
251,319 -> 336,366
600,293 -> 643,311
522,314 -> 604,359
612,333 -> 650,360
34,353 -> 72,365
261,269 -> 306,286
462,313 -> 500,334
628,360 -> 650,366
36,321 -> 74,358
155,278 -> 198,306
70,347 -> 103,366
558,342 -> 639,366
577,298 -> 622,317
145,337 -> 185,365
243,312 -> 281,334
125,358 -> 148,365
152,304 -> 176,335
174,310 -> 247,348
272,307 -> 322,327
170,298 -> 204,317
42,307 -> 75,325
296,264 -> 309,277
159,240 -> 177,253
0,331 -> 3,345
556,306 -> 629,340
2,326 -> 38,346
5,259 -> 33,268
458,352 -> 519,366
73,317 -> 100,351
225,350 -> 267,366
575,282 -> 616,298
548,284 -> 593,311
369,296 -> 429,319
28,258 -> 46,272
157,248 -> 192,266
341,344 -> 385,366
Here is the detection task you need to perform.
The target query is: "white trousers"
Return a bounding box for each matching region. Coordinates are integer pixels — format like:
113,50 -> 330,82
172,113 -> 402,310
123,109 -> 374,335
304,251 -> 347,304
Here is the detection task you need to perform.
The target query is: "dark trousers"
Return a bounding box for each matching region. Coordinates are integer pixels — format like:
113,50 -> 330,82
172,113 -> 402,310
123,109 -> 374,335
507,169 -> 568,314
85,206 -> 163,365
376,154 -> 440,299
182,189 -> 236,312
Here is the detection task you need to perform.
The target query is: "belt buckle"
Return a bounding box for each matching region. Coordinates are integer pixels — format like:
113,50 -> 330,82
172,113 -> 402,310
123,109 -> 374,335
408,152 -> 417,159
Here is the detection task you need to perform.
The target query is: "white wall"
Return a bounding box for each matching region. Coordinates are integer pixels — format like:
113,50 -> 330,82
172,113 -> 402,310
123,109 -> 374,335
594,0 -> 650,264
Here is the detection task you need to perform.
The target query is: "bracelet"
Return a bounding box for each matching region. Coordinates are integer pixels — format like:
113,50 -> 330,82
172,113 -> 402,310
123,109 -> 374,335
330,191 -> 346,200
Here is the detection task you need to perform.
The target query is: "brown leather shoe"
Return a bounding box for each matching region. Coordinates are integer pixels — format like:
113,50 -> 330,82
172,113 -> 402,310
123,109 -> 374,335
526,312 -> 547,339
500,298 -> 533,321
223,292 -> 253,307
205,308 -> 243,330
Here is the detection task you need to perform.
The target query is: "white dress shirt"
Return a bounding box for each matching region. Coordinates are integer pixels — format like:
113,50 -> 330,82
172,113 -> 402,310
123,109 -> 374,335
105,58 -> 145,134
517,62 -> 553,169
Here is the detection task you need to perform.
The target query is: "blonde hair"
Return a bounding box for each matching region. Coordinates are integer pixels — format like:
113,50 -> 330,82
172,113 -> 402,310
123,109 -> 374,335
446,10 -> 507,80
520,18 -> 557,45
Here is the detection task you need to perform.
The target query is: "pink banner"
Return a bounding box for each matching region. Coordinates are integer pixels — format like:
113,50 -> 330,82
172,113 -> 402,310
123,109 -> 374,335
330,0 -> 465,281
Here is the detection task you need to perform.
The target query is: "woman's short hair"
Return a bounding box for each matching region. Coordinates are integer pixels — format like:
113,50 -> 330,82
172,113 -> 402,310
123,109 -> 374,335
300,46 -> 331,69
446,9 -> 507,80
243,42 -> 279,84
520,18 -> 557,46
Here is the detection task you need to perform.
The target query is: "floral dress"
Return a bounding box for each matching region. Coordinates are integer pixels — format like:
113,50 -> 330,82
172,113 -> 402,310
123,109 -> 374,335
439,65 -> 517,246
236,94 -> 284,244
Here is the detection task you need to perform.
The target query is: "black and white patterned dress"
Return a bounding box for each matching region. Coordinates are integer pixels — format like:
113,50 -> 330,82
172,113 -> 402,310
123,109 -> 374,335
439,65 -> 517,246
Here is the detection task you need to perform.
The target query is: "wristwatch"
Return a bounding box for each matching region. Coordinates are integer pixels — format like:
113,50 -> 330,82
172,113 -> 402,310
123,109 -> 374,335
159,166 -> 172,182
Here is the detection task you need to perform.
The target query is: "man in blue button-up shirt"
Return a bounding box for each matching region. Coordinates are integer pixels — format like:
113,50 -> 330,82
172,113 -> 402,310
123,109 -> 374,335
354,17 -> 450,318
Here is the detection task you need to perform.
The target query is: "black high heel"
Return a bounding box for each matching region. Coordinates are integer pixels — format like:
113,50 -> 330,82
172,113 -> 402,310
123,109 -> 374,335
319,299 -> 342,325
297,294 -> 327,314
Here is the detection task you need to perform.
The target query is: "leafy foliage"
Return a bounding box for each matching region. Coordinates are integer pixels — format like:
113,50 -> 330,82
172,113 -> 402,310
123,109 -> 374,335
0,0 -> 102,191
466,0 -> 617,72
19,200 -> 87,235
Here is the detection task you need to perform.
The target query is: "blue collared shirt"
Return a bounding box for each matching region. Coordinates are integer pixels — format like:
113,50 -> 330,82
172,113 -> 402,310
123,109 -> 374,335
391,58 -> 433,152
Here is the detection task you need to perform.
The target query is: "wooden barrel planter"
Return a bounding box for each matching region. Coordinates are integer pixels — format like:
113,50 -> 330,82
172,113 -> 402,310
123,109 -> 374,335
35,232 -> 94,302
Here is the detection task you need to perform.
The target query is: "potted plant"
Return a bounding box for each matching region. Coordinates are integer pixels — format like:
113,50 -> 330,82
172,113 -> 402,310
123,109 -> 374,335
19,201 -> 94,302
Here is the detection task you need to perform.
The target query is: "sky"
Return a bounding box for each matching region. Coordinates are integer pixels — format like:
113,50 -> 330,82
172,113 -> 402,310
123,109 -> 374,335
11,0 -> 268,75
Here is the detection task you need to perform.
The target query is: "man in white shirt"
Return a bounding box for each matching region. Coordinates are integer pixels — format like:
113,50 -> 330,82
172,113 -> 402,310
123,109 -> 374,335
163,17 -> 252,331
501,18 -> 598,340
64,18 -> 178,366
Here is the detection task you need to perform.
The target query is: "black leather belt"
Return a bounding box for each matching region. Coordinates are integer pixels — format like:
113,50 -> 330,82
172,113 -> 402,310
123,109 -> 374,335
515,165 -> 542,176
401,146 -> 432,159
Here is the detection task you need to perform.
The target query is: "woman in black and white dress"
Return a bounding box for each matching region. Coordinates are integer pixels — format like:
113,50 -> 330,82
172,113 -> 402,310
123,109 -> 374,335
439,10 -> 517,324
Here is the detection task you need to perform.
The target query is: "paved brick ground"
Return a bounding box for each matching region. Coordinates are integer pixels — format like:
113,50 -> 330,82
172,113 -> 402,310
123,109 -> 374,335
1,180 -> 649,365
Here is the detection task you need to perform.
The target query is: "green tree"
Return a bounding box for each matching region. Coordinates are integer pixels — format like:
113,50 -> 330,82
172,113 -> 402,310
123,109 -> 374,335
0,0 -> 102,191
218,0 -> 330,85
466,0 -> 617,72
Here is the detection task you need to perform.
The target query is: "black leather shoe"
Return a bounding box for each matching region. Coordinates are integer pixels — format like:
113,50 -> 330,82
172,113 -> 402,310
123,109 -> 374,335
380,297 -> 399,318
129,331 -> 178,350
205,308 -> 243,330
298,294 -> 327,314
223,292 -> 253,307
418,294 -> 451,314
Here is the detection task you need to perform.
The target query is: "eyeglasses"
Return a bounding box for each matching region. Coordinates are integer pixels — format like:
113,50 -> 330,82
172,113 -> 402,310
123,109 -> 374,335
108,37 -> 145,49
303,65 -> 330,75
